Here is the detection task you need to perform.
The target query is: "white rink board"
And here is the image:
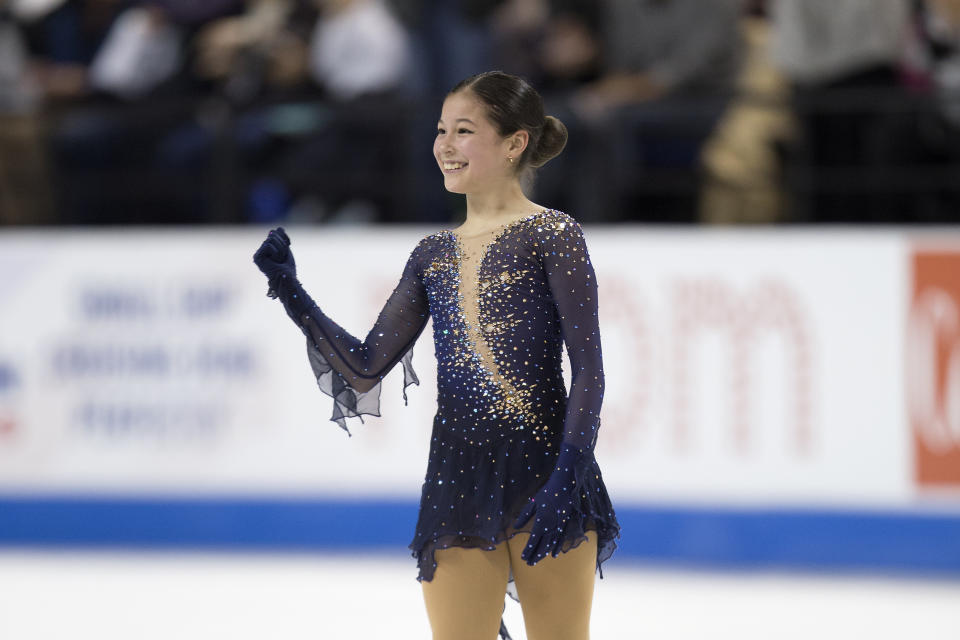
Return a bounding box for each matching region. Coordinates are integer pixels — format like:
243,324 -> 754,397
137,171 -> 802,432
0,227 -> 956,510
590,229 -> 909,506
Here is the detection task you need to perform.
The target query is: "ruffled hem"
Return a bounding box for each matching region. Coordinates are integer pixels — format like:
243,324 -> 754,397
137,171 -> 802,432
305,337 -> 419,434
570,453 -> 620,579
410,452 -> 620,583
409,435 -> 619,640
411,518 -> 620,586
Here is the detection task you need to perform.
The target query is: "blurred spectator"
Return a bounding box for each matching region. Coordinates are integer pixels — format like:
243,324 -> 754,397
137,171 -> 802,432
88,5 -> 184,100
415,0 -> 502,100
254,0 -> 417,224
535,1 -> 602,89
488,0 -> 602,91
574,0 -> 742,120
918,0 -> 960,123
535,0 -> 743,222
903,0 -> 960,219
699,1 -> 798,224
14,0 -> 129,100
185,0 -> 418,224
47,0 -> 243,225
193,0 -> 306,103
0,0 -> 51,224
0,3 -> 39,116
770,0 -> 912,222
772,0 -> 910,85
308,0 -> 412,101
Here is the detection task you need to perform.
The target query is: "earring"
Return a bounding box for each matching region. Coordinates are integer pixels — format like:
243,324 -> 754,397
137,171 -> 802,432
507,156 -> 514,164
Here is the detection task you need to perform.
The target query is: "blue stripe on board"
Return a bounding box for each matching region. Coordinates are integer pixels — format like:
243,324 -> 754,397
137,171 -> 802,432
0,496 -> 418,550
1,496 -> 959,576
613,506 -> 960,576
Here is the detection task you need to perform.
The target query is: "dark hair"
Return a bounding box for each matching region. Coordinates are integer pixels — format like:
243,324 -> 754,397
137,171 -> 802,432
449,71 -> 567,172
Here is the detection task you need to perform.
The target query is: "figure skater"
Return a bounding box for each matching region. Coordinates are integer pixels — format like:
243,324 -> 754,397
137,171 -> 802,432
254,70 -> 620,640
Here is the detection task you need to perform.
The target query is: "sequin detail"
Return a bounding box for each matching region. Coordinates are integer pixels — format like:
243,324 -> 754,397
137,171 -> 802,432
289,209 -> 619,583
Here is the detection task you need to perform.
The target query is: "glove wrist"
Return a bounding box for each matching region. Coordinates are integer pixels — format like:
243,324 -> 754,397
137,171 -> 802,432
554,443 -> 587,476
272,272 -> 316,323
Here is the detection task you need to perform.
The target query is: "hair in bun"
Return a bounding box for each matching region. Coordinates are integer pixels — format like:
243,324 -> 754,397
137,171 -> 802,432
527,115 -> 568,168
449,71 -> 568,172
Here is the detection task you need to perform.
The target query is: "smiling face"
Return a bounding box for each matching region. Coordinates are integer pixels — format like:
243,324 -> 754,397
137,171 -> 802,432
434,90 -> 523,195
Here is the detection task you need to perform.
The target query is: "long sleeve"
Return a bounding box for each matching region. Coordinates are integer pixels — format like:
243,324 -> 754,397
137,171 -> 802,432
536,216 -> 604,456
512,214 -> 611,565
275,238 -> 430,433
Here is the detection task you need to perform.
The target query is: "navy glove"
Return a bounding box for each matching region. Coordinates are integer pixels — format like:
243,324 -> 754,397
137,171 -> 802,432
253,226 -> 316,322
513,444 -> 584,565
253,227 -> 295,298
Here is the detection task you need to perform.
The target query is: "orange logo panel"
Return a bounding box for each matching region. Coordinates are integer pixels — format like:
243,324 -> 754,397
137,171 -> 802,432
909,251 -> 960,487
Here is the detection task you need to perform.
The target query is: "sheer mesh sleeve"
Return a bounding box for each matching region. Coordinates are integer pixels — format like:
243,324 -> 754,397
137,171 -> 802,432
278,239 -> 430,433
537,216 -> 604,456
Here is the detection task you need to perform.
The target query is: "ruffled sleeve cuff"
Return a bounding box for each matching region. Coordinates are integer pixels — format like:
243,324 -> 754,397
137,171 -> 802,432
305,336 -> 420,434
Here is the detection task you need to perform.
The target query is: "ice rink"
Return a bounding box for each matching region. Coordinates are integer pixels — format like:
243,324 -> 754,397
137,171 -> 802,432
3,229 -> 960,639
1,550 -> 958,640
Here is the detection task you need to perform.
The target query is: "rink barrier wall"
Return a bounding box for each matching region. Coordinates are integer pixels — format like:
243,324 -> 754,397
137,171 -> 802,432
1,495 -> 959,577
3,229 -> 960,579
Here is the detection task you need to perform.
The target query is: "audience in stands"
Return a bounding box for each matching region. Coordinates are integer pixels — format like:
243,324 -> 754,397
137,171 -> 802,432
769,0 -> 912,222
532,0 -> 743,222
1,0 -> 959,225
699,0 -> 797,224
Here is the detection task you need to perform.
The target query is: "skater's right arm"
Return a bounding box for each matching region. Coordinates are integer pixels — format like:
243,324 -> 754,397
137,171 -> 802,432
253,228 -> 430,428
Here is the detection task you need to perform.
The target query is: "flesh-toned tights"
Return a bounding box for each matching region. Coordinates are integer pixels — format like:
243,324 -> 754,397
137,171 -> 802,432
421,530 -> 597,640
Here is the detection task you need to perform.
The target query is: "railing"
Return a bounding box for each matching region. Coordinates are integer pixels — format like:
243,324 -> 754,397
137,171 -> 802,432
2,84 -> 960,226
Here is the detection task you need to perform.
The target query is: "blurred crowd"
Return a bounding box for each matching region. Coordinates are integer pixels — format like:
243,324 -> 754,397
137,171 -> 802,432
1,0 -> 960,226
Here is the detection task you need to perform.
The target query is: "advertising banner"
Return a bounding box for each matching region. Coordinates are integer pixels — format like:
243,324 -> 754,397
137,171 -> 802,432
1,227 -> 958,573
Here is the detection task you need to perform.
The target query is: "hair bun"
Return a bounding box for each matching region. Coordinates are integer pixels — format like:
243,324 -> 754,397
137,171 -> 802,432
529,115 -> 568,168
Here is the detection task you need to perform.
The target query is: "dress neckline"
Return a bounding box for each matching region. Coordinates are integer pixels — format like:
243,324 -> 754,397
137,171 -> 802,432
447,209 -> 552,242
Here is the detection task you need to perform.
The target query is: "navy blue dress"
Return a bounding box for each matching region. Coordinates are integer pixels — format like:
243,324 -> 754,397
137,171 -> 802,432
292,209 -> 619,586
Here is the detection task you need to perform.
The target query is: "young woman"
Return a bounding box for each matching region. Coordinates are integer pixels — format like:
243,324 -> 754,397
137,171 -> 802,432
254,70 -> 619,640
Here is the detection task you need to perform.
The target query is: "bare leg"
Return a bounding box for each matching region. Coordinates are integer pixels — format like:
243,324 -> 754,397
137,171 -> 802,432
506,531 -> 597,640
421,542 -> 511,640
